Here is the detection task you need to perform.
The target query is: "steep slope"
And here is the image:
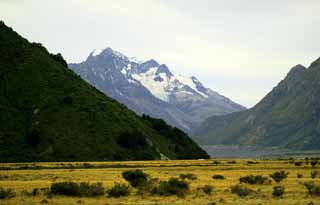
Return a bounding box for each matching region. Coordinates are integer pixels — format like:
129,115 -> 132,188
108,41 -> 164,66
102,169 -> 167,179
69,48 -> 245,132
0,21 -> 209,162
194,61 -> 320,150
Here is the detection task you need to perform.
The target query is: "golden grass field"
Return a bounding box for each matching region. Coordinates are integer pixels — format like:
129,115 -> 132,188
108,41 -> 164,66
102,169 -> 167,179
0,159 -> 319,205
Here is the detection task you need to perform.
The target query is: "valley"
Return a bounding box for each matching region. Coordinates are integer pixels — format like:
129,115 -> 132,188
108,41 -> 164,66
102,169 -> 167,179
1,159 -> 320,204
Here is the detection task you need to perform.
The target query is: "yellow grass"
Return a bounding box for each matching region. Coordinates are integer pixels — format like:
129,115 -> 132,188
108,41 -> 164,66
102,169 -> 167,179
0,159 -> 319,204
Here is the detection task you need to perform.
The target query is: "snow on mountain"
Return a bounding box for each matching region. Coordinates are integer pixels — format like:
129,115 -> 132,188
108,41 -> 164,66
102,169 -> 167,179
69,47 -> 246,133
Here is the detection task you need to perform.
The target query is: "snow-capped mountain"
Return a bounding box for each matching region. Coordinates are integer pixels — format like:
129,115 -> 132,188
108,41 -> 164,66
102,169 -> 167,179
69,47 -> 245,132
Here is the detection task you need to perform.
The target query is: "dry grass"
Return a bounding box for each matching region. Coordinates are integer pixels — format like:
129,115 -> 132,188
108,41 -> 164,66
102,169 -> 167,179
0,159 -> 319,204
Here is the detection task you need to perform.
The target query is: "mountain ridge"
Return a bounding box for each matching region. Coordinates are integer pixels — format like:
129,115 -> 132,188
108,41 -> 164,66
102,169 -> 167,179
69,47 -> 245,132
194,58 -> 320,150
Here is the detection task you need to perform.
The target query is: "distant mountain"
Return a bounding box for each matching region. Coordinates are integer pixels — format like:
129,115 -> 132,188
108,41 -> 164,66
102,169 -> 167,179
69,48 -> 245,132
0,21 -> 209,162
194,59 -> 320,150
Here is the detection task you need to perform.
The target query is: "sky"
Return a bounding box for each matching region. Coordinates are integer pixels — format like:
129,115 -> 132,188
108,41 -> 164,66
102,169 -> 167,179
1,0 -> 320,107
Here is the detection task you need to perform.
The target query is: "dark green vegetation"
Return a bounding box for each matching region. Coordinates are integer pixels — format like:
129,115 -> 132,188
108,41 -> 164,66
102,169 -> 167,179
151,178 -> 189,197
107,183 -> 130,198
304,182 -> 320,196
239,175 -> 271,185
198,185 -> 214,195
272,186 -> 285,197
141,115 -> 209,159
50,182 -> 104,197
269,171 -> 289,183
231,184 -> 254,197
0,21 -> 209,162
195,59 -> 320,151
122,170 -> 149,187
0,187 -> 15,199
212,174 -> 225,180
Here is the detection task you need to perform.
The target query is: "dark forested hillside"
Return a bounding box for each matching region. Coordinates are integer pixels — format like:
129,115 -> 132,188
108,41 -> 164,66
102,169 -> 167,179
0,21 -> 209,162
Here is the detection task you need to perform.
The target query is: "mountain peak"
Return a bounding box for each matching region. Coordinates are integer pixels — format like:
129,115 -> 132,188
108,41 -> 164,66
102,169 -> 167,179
89,47 -> 127,60
285,64 -> 306,81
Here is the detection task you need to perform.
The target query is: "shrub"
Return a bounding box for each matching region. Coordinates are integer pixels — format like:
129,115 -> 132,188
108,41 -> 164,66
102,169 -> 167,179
304,182 -> 320,196
311,160 -> 318,168
137,178 -> 159,195
152,178 -> 189,197
247,161 -> 259,165
0,187 -> 16,199
239,175 -> 271,185
50,182 -> 104,197
212,161 -> 221,165
212,175 -> 225,180
179,173 -> 197,181
272,186 -> 285,197
122,170 -> 149,187
107,183 -> 130,198
297,174 -> 303,178
295,161 -> 303,166
198,185 -> 213,195
311,170 -> 318,179
231,184 -> 254,197
269,171 -> 289,183
228,160 -> 237,164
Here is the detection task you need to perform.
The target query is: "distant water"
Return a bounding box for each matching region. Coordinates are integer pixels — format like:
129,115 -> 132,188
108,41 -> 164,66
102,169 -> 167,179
202,145 -> 320,159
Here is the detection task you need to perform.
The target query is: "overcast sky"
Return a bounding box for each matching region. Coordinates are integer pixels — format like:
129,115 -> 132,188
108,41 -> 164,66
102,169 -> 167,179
1,0 -> 319,107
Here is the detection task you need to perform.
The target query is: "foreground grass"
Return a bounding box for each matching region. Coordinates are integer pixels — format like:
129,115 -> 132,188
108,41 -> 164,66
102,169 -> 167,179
0,159 -> 319,204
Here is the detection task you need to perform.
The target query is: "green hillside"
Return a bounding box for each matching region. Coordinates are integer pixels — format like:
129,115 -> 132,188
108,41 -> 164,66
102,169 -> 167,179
0,21 -> 209,162
194,60 -> 320,150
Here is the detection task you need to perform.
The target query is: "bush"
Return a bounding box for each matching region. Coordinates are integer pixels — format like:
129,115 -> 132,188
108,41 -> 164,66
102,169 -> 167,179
231,184 -> 254,197
108,183 -> 130,198
295,161 -> 303,166
122,170 -> 149,187
50,182 -> 104,197
137,178 -> 159,195
304,182 -> 320,196
247,161 -> 259,165
311,170 -> 318,179
239,175 -> 270,185
212,161 -> 221,165
152,178 -> 189,197
272,186 -> 285,197
269,171 -> 289,183
212,175 -> 225,180
297,174 -> 303,178
311,160 -> 318,168
198,185 -> 213,195
179,173 -> 197,181
0,187 -> 16,199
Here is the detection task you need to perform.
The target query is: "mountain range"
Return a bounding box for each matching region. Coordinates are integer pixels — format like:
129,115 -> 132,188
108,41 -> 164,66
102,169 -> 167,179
0,21 -> 209,162
69,48 -> 245,132
194,59 -> 320,150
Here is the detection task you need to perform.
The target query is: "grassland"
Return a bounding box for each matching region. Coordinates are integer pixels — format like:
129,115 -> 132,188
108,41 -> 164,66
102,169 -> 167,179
0,159 -> 319,204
